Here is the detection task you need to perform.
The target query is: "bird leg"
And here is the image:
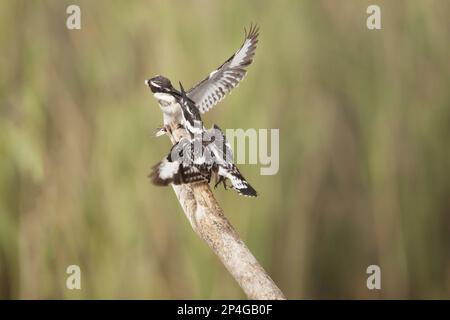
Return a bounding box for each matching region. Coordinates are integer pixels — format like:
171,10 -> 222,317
214,175 -> 228,190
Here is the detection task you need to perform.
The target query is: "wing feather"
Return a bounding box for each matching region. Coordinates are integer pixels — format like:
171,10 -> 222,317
187,24 -> 259,113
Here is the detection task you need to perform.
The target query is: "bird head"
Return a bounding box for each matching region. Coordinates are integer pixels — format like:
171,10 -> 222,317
145,75 -> 174,94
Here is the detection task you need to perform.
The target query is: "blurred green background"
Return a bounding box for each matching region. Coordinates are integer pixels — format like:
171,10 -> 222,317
1,0 -> 449,299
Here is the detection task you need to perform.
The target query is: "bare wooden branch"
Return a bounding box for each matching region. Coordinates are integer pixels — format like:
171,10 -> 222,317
167,124 -> 286,300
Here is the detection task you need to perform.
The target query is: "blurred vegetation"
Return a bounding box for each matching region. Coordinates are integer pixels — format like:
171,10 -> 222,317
1,0 -> 450,299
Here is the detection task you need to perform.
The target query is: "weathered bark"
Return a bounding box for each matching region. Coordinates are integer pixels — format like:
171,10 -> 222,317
167,124 -> 286,300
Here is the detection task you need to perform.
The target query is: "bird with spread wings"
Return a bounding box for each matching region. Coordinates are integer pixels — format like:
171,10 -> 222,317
145,24 -> 259,134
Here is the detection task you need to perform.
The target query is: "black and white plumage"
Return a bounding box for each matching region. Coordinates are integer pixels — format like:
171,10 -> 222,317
147,78 -> 224,144
146,24 -> 259,197
145,76 -> 184,134
149,137 -> 215,186
178,82 -> 204,136
208,125 -> 258,197
145,24 -> 259,129
149,124 -> 258,197
145,77 -> 205,137
186,24 -> 259,113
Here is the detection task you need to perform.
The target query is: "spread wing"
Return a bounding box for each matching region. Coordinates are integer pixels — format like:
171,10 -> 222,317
187,24 -> 259,113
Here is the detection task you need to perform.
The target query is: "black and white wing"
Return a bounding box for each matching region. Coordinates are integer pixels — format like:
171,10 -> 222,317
150,157 -> 210,186
207,124 -> 258,197
187,24 -> 259,114
178,82 -> 203,136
